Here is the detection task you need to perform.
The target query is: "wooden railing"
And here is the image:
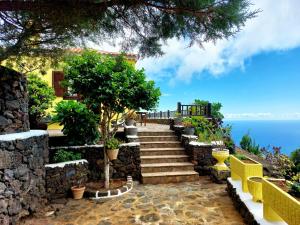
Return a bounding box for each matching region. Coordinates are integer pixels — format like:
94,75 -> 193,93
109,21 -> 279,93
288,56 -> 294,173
147,102 -> 212,119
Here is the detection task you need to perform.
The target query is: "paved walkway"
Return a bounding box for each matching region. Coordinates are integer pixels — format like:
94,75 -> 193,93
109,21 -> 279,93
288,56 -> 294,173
22,177 -> 244,225
136,123 -> 170,132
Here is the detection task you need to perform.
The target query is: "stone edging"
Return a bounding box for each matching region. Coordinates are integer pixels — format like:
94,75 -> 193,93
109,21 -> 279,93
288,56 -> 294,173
226,178 -> 287,225
88,176 -> 133,200
45,159 -> 88,168
0,130 -> 48,141
50,142 -> 140,150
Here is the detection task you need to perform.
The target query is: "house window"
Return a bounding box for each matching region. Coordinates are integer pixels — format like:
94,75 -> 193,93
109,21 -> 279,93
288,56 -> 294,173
52,71 -> 79,100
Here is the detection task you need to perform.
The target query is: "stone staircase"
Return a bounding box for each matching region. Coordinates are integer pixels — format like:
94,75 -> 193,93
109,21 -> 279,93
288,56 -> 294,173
139,131 -> 198,184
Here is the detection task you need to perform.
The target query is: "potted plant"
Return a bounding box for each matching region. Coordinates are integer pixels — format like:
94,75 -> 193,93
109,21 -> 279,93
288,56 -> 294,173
71,171 -> 86,200
174,112 -> 183,125
125,110 -> 137,126
182,117 -> 195,135
105,137 -> 120,161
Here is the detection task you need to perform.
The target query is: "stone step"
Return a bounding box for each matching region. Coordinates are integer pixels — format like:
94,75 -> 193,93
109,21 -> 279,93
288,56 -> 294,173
138,131 -> 175,136
141,155 -> 189,164
141,162 -> 195,173
140,141 -> 182,148
139,136 -> 178,142
140,148 -> 185,156
142,171 -> 199,184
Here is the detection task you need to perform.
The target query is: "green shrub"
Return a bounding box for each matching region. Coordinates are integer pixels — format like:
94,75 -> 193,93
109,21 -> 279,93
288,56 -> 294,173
27,73 -> 55,126
52,101 -> 100,145
182,117 -> 193,127
53,149 -> 82,163
234,153 -> 247,160
240,133 -> 261,156
263,146 -> 296,180
288,182 -> 300,198
291,148 -> 300,167
104,138 -> 120,150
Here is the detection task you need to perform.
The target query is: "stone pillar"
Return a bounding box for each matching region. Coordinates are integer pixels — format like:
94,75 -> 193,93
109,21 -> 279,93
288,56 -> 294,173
0,131 -> 49,225
186,141 -> 217,175
0,66 -> 30,134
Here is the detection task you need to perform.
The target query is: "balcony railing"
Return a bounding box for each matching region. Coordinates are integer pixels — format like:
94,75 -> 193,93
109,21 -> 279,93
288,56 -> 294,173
146,102 -> 212,119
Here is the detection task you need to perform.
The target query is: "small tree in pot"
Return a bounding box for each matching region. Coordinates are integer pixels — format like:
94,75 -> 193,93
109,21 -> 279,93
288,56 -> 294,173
71,171 -> 87,200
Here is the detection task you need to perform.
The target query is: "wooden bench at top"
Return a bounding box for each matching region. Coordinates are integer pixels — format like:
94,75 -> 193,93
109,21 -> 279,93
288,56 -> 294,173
136,112 -> 147,126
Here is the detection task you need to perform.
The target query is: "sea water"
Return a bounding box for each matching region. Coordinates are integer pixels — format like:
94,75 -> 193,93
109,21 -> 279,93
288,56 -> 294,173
224,120 -> 300,156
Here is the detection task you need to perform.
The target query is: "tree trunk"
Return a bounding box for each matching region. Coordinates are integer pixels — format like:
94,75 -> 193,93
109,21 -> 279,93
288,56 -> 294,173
104,150 -> 110,189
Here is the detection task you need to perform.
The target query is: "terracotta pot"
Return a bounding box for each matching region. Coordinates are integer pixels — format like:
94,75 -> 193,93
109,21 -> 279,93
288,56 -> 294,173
106,149 -> 119,161
71,186 -> 85,199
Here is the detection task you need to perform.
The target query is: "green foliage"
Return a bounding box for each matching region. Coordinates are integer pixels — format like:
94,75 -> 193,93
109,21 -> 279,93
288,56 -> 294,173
240,133 -> 261,156
262,147 -> 296,180
194,99 -> 224,121
53,149 -> 82,163
64,51 -> 160,112
192,115 -> 235,153
52,101 -> 100,145
63,50 -> 160,139
288,182 -> 300,198
27,73 -> 55,123
0,1 -> 258,64
291,149 -> 300,166
191,116 -> 215,136
182,117 -> 193,127
234,154 -> 247,160
104,138 -> 120,150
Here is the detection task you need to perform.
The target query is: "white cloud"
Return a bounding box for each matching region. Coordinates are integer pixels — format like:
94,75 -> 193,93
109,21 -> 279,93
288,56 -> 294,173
224,112 -> 300,120
224,112 -> 272,120
137,0 -> 300,83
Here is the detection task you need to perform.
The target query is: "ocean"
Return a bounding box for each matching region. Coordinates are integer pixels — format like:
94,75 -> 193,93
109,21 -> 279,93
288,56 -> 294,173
224,120 -> 300,156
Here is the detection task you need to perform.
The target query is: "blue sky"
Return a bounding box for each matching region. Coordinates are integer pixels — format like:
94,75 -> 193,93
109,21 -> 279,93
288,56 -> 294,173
135,0 -> 300,120
150,47 -> 300,120
94,0 -> 300,119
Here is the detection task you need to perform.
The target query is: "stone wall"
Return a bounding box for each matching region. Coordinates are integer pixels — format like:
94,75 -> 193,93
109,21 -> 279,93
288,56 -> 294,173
45,160 -> 89,200
146,118 -> 171,125
0,66 -> 29,134
0,131 -> 48,225
49,143 -> 141,181
227,180 -> 259,225
185,142 -> 217,175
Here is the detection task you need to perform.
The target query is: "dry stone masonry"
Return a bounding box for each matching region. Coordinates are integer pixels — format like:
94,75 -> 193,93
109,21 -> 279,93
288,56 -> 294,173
0,131 -> 49,225
45,160 -> 89,200
0,66 -> 29,134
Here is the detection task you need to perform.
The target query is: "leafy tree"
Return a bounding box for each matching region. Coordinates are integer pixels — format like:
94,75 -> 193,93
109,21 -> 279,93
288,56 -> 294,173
52,101 -> 100,146
0,0 -> 258,67
27,73 -> 55,128
291,148 -> 300,173
194,99 -> 224,121
240,133 -> 261,156
63,50 -> 161,187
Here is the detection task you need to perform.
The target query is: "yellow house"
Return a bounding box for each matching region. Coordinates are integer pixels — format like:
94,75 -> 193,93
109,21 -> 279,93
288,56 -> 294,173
39,48 -> 137,129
